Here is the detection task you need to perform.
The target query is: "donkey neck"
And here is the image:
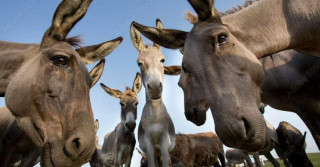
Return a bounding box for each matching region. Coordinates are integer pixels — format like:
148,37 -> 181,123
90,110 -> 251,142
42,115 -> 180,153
0,41 -> 38,96
222,0 -> 320,58
145,92 -> 165,114
145,92 -> 163,106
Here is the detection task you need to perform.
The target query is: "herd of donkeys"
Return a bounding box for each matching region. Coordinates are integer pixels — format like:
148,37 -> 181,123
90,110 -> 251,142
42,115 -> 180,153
0,0 -> 320,167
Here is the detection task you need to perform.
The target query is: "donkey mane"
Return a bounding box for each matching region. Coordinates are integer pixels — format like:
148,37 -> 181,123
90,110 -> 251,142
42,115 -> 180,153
221,0 -> 260,16
185,0 -> 260,23
124,87 -> 137,97
66,36 -> 83,48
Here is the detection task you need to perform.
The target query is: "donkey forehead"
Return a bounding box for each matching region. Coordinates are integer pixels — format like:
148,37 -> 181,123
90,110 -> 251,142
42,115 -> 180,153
42,42 -> 92,87
190,22 -> 229,37
138,47 -> 164,61
120,91 -> 138,103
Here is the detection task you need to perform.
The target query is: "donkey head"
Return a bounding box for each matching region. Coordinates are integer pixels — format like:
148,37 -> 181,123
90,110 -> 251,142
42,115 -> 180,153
131,0 -> 267,151
276,122 -> 313,167
101,73 -> 142,133
4,0 -> 122,166
130,19 -> 181,101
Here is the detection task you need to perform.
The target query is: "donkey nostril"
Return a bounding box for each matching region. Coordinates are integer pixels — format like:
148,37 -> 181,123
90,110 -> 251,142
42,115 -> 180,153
73,138 -> 81,150
126,122 -> 136,131
159,82 -> 163,89
242,118 -> 252,138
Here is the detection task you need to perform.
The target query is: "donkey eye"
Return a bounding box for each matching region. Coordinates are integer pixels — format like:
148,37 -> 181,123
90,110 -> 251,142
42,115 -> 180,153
138,62 -> 143,67
51,56 -> 68,67
120,102 -> 125,107
160,59 -> 165,63
217,33 -> 228,46
134,102 -> 139,107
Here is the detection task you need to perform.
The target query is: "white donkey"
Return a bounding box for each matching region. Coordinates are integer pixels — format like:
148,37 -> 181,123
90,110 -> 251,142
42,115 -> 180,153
130,19 -> 181,167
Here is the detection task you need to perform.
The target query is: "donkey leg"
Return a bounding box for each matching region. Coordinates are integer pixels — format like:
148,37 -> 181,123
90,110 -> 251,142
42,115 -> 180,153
160,134 -> 171,167
145,136 -> 156,167
243,155 -> 253,167
0,146 -> 14,167
252,152 -> 262,167
20,148 -> 41,167
296,110 -> 320,150
114,146 -> 122,167
264,152 -> 280,167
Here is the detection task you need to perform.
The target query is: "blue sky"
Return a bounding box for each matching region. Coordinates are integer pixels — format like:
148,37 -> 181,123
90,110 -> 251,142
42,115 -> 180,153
0,0 -> 318,166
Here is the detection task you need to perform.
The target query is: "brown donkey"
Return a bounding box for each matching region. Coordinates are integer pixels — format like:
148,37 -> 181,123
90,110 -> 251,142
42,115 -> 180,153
131,0 -> 320,151
100,73 -> 142,167
0,0 -> 123,166
139,132 -> 225,167
0,60 -> 105,167
89,119 -> 104,167
276,121 -> 314,167
130,19 -> 181,167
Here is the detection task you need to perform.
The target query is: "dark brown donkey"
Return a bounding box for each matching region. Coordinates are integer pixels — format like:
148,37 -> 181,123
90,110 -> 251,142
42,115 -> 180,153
131,0 -> 320,151
276,121 -> 314,167
0,0 -> 123,166
100,73 -> 142,167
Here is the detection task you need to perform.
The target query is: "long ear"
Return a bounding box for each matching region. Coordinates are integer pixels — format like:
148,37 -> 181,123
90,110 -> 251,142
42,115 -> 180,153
132,21 -> 187,49
76,37 -> 123,64
298,132 -> 307,149
41,0 -> 93,48
130,23 -> 145,52
259,103 -> 265,114
89,59 -> 105,88
132,73 -> 142,94
100,83 -> 123,98
153,19 -> 164,49
94,119 -> 99,133
187,0 -> 222,23
164,65 -> 181,75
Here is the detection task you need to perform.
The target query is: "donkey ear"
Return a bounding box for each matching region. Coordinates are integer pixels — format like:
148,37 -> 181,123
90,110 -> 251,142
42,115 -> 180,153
153,19 -> 164,49
164,65 -> 182,75
132,73 -> 142,94
179,48 -> 184,55
132,21 -> 187,49
76,37 -> 123,64
130,23 -> 145,52
41,0 -> 93,48
187,0 -> 222,23
94,119 -> 99,133
89,59 -> 105,88
100,83 -> 123,98
298,132 -> 307,149
259,103 -> 265,114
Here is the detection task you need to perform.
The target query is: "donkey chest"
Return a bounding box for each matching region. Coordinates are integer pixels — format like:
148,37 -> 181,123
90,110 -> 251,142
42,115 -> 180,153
118,143 -> 134,162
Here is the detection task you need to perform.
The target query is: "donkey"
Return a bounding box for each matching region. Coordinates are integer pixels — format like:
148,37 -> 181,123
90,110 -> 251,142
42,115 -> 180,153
276,121 -> 314,167
90,119 -> 103,167
131,0 -> 320,151
226,148 -> 252,167
100,73 -> 142,167
139,132 -> 225,167
130,19 -> 181,167
0,0 -> 123,166
0,59 -> 106,167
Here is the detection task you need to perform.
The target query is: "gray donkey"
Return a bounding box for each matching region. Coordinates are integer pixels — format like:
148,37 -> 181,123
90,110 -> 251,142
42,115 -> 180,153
130,19 -> 181,167
100,73 -> 142,167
